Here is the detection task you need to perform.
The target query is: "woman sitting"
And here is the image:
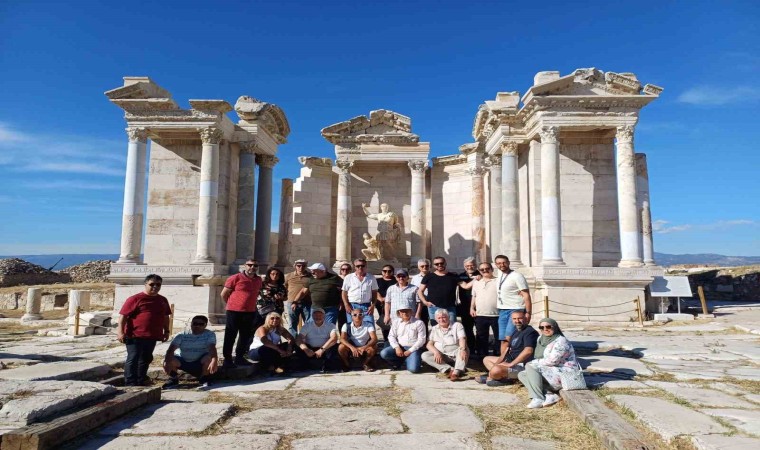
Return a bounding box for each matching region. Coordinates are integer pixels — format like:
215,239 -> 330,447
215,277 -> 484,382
249,312 -> 295,375
517,318 -> 578,408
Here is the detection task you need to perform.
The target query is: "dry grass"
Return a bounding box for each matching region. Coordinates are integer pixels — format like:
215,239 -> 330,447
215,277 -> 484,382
1,308 -> 70,320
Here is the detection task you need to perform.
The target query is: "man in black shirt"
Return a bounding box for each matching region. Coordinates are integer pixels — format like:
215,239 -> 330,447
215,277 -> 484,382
477,310 -> 538,386
418,256 -> 469,327
375,264 -> 397,341
457,257 -> 478,354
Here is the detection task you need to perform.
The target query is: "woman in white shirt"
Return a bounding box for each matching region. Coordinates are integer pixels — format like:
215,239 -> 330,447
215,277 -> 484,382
249,312 -> 295,374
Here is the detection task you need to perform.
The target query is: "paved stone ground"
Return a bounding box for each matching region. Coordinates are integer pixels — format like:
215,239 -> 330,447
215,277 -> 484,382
1,305 -> 759,449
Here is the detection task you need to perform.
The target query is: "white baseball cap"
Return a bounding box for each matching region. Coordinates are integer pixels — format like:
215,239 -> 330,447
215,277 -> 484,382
307,263 -> 326,271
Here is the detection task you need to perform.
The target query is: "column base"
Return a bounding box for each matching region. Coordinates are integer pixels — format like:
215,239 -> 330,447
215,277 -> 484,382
644,261 -> 657,267
116,257 -> 141,264
20,314 -> 43,322
618,260 -> 644,268
541,259 -> 566,267
192,257 -> 215,264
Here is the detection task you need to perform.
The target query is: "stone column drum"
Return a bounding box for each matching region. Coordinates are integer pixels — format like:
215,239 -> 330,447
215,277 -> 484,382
193,127 -> 223,263
68,290 -> 91,316
335,159 -> 354,264
468,166 -> 488,263
20,287 -> 42,322
408,160 -> 427,262
234,143 -> 257,264
117,127 -> 148,263
276,178 -> 294,266
484,155 -> 502,260
636,153 -> 656,266
539,127 -> 565,266
616,126 -> 643,267
254,154 -> 278,270
500,141 -> 523,265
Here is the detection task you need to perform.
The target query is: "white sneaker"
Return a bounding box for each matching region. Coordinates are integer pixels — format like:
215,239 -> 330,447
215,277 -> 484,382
543,393 -> 560,407
526,398 -> 544,409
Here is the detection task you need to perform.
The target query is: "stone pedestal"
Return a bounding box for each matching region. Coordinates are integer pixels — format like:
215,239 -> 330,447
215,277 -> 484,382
20,288 -> 42,322
117,128 -> 147,264
193,127 -> 222,264
254,154 -> 278,270
616,126 -> 643,267
539,127 -> 564,266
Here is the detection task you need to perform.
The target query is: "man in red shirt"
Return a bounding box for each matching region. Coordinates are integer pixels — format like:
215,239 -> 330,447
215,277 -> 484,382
117,274 -> 172,386
221,257 -> 263,368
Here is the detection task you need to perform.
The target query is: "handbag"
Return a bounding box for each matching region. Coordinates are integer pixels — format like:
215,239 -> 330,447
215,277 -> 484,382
559,362 -> 587,390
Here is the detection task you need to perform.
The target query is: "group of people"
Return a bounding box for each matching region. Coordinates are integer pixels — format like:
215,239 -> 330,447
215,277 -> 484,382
116,254 -> 579,408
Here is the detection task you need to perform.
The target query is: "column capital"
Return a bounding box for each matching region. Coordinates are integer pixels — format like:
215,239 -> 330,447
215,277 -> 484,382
408,159 -> 428,173
335,159 -> 354,174
239,141 -> 259,154
466,166 -> 489,177
538,126 -> 559,144
500,141 -> 519,156
199,127 -> 223,145
616,125 -> 635,144
299,156 -> 333,168
126,127 -> 148,143
256,154 -> 279,168
483,155 -> 502,168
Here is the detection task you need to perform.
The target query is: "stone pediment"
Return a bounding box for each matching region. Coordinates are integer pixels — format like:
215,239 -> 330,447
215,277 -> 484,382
235,96 -> 291,144
321,109 -> 419,145
524,68 -> 664,100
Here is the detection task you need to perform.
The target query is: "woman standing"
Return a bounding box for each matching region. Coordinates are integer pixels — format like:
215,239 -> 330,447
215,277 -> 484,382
257,267 -> 286,320
249,312 -> 295,374
517,318 -> 579,408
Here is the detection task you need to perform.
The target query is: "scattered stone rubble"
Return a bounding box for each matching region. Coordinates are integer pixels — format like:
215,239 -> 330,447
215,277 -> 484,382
667,264 -> 760,302
60,260 -> 113,283
0,258 -> 71,287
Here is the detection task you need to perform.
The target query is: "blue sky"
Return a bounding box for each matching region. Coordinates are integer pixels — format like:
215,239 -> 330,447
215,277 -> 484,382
0,0 -> 758,256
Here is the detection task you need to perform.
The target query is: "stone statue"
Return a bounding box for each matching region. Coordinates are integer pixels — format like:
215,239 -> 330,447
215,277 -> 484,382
361,233 -> 380,261
361,202 -> 401,261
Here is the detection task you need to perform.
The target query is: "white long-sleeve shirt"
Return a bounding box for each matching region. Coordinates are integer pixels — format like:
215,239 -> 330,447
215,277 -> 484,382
388,317 -> 426,352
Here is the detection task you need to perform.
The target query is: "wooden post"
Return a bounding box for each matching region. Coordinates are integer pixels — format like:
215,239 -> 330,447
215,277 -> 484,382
634,297 -> 643,326
543,295 -> 549,318
74,306 -> 81,336
697,286 -> 709,315
169,304 -> 175,336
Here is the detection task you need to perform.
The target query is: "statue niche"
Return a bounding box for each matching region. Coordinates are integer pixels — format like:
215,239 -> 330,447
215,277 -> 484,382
361,202 -> 401,261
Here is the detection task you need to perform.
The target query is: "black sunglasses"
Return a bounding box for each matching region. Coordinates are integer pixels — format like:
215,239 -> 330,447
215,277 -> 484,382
191,322 -> 206,326
433,262 -> 446,266
479,267 -> 492,272
351,312 -> 364,317
245,263 -> 258,267
395,274 -> 407,278
539,325 -> 553,330
148,283 -> 161,287
355,265 -> 366,268
382,269 -> 393,272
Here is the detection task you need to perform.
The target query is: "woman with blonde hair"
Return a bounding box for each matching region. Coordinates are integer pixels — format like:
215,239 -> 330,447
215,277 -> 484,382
249,312 -> 295,374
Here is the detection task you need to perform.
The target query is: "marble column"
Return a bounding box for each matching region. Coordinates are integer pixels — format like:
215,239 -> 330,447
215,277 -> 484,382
538,127 -> 565,266
616,126 -> 643,267
117,127 -> 148,264
20,287 -> 42,322
335,159 -> 354,264
484,155 -> 502,260
234,143 -> 257,265
193,127 -> 222,264
468,166 -> 488,263
500,141 -> 523,265
276,178 -> 294,267
408,160 -> 428,262
254,154 -> 278,270
636,153 -> 656,266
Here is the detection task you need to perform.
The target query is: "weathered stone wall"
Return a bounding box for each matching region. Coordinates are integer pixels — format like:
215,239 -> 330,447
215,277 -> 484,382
291,160 -> 336,265
680,266 -> 760,301
0,286 -> 114,311
431,160 -> 475,270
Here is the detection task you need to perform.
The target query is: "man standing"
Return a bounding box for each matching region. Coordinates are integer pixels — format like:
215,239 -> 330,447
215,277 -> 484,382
117,274 -> 172,386
384,269 -> 420,323
295,308 -> 339,372
418,256 -> 467,326
163,315 -> 218,389
375,264 -> 397,341
457,257 -> 478,353
220,257 -> 262,368
284,258 -> 311,335
494,255 -> 532,356
293,263 -> 343,325
341,258 -> 378,327
470,262 -> 500,356
479,310 -> 538,386
410,258 -> 430,326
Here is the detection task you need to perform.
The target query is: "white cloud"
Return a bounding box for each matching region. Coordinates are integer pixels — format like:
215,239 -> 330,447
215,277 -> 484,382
652,220 -> 691,234
0,122 -> 31,143
677,86 -> 760,106
653,219 -> 757,234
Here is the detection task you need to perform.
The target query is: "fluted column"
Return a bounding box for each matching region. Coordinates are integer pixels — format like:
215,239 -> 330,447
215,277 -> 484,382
254,154 -> 278,270
335,159 -> 354,263
636,153 -> 655,266
118,127 -> 148,264
193,127 -> 222,263
234,143 -> 256,264
408,160 -> 428,262
616,126 -> 643,267
539,127 -> 564,266
484,155 -> 502,260
500,141 -> 523,265
468,166 -> 488,262
276,178 -> 294,266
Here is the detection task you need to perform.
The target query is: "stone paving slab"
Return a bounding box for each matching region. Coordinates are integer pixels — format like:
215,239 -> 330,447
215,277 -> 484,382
292,432 -> 482,449
691,434 -> 760,450
400,403 -> 483,433
584,374 -> 649,390
79,434 -> 281,449
644,381 -> 757,408
578,355 -> 653,376
0,361 -> 111,381
744,393 -> 760,405
491,436 -> 556,449
411,386 -> 519,406
226,407 -> 403,436
292,374 -> 392,390
0,380 -> 116,425
97,402 -> 232,436
159,389 -> 210,402
207,377 -> 294,392
394,373 -> 492,390
725,366 -> 760,381
701,408 -> 760,435
609,395 -> 728,441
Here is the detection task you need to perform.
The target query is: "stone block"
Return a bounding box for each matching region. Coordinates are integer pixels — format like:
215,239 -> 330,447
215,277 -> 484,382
98,402 -> 232,436
400,403 -> 483,433
0,380 -> 116,425
207,378 -> 294,393
79,434 -> 280,450
643,382 -> 755,408
411,387 -> 519,406
690,435 -> 760,450
0,361 -> 111,382
292,374 -> 392,390
701,408 -> 760,435
292,433 -> 482,450
226,407 -> 403,436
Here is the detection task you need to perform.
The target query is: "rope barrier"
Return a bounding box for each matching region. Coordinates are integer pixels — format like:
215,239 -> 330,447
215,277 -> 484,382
547,308 -> 636,317
547,299 -> 635,308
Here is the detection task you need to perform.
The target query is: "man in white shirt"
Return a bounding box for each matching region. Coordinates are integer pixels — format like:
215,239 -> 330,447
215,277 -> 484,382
341,258 -> 378,327
295,308 -> 338,372
422,309 -> 469,381
494,255 -> 532,356
338,309 -> 378,372
470,262 -> 500,356
379,307 -> 426,373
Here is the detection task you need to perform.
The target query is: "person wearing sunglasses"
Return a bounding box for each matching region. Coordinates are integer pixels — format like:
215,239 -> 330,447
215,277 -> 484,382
380,306 -> 426,373
162,315 -> 218,389
220,257 -> 263,369
494,255 -> 532,358
117,274 -> 172,386
417,257 -> 469,327
283,259 -> 312,335
341,258 -> 378,327
410,259 -> 431,327
478,310 -> 538,387
295,308 -> 339,373
470,263 -> 500,357
374,264 -> 397,341
518,318 -> 578,408
384,269 -> 420,325
338,309 -> 378,372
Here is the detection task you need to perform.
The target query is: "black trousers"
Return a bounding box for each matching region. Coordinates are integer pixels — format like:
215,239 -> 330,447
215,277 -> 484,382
124,337 -> 157,385
457,298 -> 476,351
294,345 -> 339,371
223,310 -> 259,360
475,316 -> 500,356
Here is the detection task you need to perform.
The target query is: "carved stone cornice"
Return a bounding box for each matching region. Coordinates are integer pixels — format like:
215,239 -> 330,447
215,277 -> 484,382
298,156 -> 333,168
256,154 -> 279,168
126,127 -> 148,143
239,141 -> 259,154
335,159 -> 354,174
483,155 -> 502,168
408,160 -> 429,173
466,166 -> 489,177
616,125 -> 635,144
500,141 -> 519,156
199,127 -> 223,145
538,127 -> 559,144
321,109 -> 419,145
327,134 -> 420,145
235,96 -> 290,144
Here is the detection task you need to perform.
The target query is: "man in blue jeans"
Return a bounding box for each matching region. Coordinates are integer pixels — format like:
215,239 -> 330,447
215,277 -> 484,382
418,256 -> 470,326
380,307 -> 426,373
341,258 -> 378,327
494,255 -> 532,356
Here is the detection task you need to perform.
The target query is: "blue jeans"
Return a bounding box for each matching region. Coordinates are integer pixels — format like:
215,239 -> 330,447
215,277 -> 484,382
498,308 -> 525,340
427,305 -> 457,327
380,345 -> 423,373
284,301 -> 311,335
322,306 -> 339,325
348,303 -> 375,327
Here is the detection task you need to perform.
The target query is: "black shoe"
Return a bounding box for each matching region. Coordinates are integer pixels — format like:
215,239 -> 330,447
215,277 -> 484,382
222,359 -> 237,369
162,377 -> 180,390
235,357 -> 253,366
197,376 -> 211,389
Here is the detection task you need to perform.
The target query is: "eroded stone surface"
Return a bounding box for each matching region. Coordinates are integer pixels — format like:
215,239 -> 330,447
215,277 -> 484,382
394,373 -> 492,390
79,434 -> 280,450
491,436 -> 556,449
0,380 -> 116,425
411,386 -> 519,406
226,407 -> 403,436
98,402 -> 232,435
292,374 -> 392,390
159,389 -> 210,402
584,374 -> 649,390
292,433 -> 483,450
207,377 -> 294,392
578,355 -> 653,376
645,381 -> 756,408
691,434 -> 760,450
701,408 -> 760,435
609,395 -> 727,440
400,403 -> 483,433
0,361 -> 110,381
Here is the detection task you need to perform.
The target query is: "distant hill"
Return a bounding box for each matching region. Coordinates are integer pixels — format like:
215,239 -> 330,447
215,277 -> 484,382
654,252 -> 760,267
0,254 -> 120,270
